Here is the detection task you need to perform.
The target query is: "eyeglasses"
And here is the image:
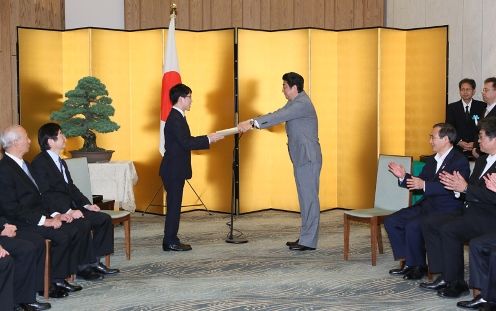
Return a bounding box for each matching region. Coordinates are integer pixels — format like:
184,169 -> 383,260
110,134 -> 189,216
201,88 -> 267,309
483,88 -> 496,93
429,135 -> 442,140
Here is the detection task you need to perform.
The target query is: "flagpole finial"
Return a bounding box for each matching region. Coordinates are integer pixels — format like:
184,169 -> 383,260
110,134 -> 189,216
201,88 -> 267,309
170,3 -> 177,18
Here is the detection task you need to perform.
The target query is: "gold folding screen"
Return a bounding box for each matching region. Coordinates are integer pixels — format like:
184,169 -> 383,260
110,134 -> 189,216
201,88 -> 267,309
18,26 -> 446,213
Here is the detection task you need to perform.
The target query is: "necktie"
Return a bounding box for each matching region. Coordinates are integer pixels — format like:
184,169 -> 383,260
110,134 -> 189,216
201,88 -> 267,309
21,161 -> 39,189
58,157 -> 68,183
465,106 -> 470,119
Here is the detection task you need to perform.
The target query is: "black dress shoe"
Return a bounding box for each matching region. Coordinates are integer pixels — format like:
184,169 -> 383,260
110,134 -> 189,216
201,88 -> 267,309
403,266 -> 427,280
457,295 -> 487,309
93,262 -> 120,275
437,280 -> 469,298
420,276 -> 448,290
286,239 -> 299,247
55,280 -> 82,292
37,286 -> 68,299
289,244 -> 316,251
389,265 -> 412,276
163,243 -> 192,251
77,267 -> 104,281
20,300 -> 52,311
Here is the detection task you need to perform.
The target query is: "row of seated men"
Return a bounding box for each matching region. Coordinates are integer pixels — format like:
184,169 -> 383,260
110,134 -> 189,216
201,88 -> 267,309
0,123 -> 120,311
384,77 -> 496,311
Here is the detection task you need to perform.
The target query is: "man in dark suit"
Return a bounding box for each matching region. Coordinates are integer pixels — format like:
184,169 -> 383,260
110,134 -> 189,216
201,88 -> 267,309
420,117 -> 496,299
446,78 -> 486,158
160,83 -> 223,251
384,123 -> 469,280
31,122 -> 119,276
0,217 -> 51,311
0,125 -> 87,298
473,77 -> 496,158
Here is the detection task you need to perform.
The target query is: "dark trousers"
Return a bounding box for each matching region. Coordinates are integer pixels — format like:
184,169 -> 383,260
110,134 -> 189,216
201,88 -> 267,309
422,212 -> 496,282
162,178 -> 185,245
82,210 -> 114,258
15,230 -> 46,292
0,235 -> 42,304
469,233 -> 496,300
384,205 -> 460,267
0,256 -> 14,310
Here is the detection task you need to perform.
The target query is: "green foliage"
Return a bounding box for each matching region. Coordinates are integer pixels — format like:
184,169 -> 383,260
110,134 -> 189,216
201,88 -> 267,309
51,76 -> 120,151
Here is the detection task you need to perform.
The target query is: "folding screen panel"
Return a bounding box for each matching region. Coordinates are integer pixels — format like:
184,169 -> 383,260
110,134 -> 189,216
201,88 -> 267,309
237,29 -> 309,213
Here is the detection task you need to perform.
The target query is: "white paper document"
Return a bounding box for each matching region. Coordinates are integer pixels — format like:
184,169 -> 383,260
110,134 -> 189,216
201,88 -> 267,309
216,127 -> 239,136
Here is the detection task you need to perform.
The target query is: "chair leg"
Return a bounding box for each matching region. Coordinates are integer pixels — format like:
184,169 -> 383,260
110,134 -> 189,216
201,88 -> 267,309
377,223 -> 384,254
105,255 -> 110,267
370,217 -> 378,266
343,214 -> 350,261
44,240 -> 51,300
124,217 -> 131,260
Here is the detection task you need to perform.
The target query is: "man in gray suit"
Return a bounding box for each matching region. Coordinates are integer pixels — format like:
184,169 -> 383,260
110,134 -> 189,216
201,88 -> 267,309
238,72 -> 322,251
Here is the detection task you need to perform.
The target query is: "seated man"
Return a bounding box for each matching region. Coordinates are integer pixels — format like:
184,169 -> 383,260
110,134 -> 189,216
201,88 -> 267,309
32,123 -> 119,276
384,123 -> 469,279
0,125 -> 88,298
420,117 -> 496,298
0,217 -> 51,311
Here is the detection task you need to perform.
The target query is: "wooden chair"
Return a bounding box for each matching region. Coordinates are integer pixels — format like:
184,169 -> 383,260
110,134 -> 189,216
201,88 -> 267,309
343,154 -> 412,266
65,157 -> 131,265
44,239 -> 51,299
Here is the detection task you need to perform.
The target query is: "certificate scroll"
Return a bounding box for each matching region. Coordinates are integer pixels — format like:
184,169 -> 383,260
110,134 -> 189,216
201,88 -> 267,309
216,127 -> 239,136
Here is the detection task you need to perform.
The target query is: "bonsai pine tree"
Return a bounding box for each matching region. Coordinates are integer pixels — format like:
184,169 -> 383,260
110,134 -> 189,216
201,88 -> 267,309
51,76 -> 120,151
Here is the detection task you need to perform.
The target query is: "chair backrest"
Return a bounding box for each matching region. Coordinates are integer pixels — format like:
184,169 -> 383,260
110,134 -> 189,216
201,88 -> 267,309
65,157 -> 93,203
374,154 -> 412,211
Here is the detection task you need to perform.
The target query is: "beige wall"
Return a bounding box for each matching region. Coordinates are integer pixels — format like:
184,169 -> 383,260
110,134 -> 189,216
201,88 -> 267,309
386,0 -> 496,103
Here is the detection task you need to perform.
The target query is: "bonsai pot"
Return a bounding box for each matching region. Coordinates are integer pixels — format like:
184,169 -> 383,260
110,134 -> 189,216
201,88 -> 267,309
69,150 -> 114,163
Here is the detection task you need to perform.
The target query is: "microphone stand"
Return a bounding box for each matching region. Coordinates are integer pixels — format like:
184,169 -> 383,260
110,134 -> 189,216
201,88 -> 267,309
225,30 -> 246,244
225,130 -> 247,244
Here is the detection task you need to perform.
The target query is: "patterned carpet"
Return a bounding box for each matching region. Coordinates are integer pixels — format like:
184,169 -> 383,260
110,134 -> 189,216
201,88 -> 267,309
44,209 -> 469,310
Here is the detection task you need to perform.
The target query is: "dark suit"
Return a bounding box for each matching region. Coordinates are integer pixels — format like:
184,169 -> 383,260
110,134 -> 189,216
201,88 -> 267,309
31,150 -> 114,262
159,108 -> 210,245
422,154 -> 496,282
468,233 -> 496,301
446,99 -> 486,148
384,148 -> 469,266
0,155 -> 85,279
0,255 -> 14,310
0,216 -> 44,304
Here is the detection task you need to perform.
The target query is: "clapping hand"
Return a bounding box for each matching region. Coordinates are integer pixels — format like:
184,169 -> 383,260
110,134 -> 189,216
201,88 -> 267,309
439,171 -> 468,192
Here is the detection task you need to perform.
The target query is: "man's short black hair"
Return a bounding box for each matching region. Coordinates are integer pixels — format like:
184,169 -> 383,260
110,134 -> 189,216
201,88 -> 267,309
433,122 -> 457,144
282,72 -> 304,93
459,78 -> 476,90
38,122 -> 61,151
169,83 -> 192,105
479,116 -> 496,139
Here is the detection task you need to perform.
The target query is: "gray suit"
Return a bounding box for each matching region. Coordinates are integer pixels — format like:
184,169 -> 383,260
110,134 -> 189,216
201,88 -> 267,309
255,91 -> 322,248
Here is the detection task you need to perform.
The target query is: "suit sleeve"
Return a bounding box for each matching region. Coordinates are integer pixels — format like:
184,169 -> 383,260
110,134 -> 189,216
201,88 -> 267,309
254,99 -> 311,129
466,184 -> 496,205
169,116 -> 209,152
